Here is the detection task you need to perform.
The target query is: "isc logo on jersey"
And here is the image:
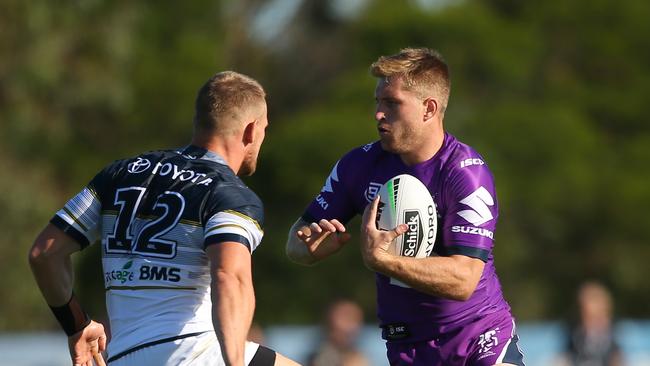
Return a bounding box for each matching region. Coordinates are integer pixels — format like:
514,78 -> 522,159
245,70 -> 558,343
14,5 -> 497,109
376,174 -> 437,258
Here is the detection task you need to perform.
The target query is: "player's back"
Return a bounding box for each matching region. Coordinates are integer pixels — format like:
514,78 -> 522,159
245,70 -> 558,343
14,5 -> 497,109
82,145 -> 263,358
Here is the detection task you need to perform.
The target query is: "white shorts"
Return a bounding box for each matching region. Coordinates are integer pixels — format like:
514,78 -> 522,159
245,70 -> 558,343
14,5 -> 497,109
108,331 -> 265,366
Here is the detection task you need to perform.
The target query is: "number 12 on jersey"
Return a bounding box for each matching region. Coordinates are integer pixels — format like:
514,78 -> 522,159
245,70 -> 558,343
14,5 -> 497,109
105,187 -> 185,258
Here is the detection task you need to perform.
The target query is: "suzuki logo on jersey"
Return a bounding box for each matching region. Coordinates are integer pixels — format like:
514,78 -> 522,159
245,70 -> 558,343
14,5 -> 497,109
128,158 -> 151,174
365,182 -> 382,202
402,210 -> 423,257
316,194 -> 329,210
152,161 -> 213,186
460,158 -> 484,168
457,186 -> 494,226
451,226 -> 494,239
321,162 -> 340,193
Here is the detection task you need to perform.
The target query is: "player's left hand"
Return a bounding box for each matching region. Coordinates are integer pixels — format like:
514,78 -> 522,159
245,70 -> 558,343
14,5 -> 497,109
68,320 -> 107,366
360,196 -> 407,271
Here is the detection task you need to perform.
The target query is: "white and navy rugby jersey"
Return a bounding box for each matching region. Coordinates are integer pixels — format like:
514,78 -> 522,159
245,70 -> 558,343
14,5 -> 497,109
51,145 -> 264,359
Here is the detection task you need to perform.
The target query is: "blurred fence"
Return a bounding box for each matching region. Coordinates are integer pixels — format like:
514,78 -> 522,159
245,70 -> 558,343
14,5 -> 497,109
2,320 -> 649,366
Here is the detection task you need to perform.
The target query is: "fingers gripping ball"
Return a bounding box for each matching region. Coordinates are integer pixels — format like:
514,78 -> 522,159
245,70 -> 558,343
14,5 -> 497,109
376,174 -> 437,258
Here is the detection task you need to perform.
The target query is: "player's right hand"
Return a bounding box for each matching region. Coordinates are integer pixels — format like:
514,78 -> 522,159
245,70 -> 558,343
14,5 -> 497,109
296,219 -> 351,261
68,320 -> 107,366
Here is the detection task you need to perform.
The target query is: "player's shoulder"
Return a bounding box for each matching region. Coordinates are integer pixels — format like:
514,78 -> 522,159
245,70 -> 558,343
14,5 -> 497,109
442,133 -> 492,175
338,141 -> 386,167
206,173 -> 264,224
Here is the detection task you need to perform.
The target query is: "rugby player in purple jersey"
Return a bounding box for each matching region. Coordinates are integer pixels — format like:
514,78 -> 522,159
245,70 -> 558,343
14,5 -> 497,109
286,48 -> 525,366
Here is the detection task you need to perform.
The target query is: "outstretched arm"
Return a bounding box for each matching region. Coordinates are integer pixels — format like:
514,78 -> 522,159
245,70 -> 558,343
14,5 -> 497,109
208,242 -> 255,366
28,224 -> 107,365
360,197 -> 485,301
286,217 -> 351,265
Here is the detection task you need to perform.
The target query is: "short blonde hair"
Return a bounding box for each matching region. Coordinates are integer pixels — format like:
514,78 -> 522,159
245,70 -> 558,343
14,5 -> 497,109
371,47 -> 450,113
193,71 -> 266,135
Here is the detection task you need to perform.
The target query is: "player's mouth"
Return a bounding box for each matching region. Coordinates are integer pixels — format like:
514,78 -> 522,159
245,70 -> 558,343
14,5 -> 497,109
377,125 -> 390,135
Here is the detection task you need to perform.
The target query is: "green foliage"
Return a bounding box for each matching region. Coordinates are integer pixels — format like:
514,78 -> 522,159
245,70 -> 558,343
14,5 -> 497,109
2,0 -> 649,330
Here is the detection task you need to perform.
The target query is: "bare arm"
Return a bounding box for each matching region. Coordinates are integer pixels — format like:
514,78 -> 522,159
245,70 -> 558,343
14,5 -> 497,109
286,218 -> 351,265
360,197 -> 484,301
29,224 -> 80,306
207,242 -> 255,366
28,223 -> 107,365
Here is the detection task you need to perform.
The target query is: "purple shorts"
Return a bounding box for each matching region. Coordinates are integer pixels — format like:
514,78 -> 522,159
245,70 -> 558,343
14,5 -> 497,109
385,310 -> 525,366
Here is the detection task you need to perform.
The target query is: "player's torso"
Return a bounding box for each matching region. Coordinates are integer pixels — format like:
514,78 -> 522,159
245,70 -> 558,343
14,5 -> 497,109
95,146 -> 254,354
327,136 -> 510,337
339,142 -> 451,240
99,148 -> 230,291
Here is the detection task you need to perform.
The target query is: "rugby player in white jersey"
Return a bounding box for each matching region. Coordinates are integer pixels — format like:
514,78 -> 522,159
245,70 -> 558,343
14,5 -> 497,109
29,71 -> 300,366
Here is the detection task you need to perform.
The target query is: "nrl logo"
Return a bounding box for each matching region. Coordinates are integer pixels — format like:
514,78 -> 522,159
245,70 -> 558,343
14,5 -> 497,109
364,182 -> 382,202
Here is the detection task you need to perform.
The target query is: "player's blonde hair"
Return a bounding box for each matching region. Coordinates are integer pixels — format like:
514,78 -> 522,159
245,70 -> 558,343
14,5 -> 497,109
193,71 -> 266,135
371,47 -> 450,114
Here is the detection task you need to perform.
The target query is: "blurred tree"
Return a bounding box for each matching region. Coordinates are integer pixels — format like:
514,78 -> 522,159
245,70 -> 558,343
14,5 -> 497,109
1,0 -> 649,330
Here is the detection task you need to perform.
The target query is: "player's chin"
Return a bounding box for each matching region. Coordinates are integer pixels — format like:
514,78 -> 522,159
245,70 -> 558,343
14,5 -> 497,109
379,138 -> 400,153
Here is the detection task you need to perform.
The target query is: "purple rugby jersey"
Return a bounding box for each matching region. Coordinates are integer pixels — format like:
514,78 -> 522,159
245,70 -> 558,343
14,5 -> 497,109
303,132 -> 512,341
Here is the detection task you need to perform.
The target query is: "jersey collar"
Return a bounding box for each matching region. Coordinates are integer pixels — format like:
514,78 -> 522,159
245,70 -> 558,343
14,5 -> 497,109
176,145 -> 228,165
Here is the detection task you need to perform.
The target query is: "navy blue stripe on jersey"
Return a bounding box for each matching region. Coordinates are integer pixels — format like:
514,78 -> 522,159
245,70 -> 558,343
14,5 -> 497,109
205,233 -> 251,250
446,244 -> 489,262
50,216 -> 91,249
502,332 -> 525,365
249,345 -> 277,366
106,331 -> 208,363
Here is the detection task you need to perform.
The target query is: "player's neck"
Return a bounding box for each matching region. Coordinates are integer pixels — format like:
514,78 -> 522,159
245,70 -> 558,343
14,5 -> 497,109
190,137 -> 244,174
399,129 -> 445,166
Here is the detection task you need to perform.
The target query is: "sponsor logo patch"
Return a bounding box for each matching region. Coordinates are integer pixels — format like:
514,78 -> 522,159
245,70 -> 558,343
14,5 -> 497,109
477,327 -> 500,360
364,182 -> 382,202
139,265 -> 181,283
457,187 -> 494,226
151,161 -> 213,186
105,260 -> 135,284
127,158 -> 151,174
451,225 -> 494,239
402,210 -> 423,256
460,158 -> 485,168
316,194 -> 329,210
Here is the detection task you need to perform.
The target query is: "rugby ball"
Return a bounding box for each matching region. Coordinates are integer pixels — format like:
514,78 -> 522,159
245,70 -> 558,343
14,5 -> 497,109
376,174 -> 437,258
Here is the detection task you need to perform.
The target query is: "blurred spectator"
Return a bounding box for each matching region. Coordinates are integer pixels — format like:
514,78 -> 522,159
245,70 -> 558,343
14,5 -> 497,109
308,299 -> 369,366
564,281 -> 623,366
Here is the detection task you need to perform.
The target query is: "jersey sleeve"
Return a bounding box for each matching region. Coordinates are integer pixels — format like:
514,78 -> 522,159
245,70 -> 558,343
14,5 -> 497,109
50,164 -> 117,249
203,184 -> 264,253
302,155 -> 357,224
442,162 -> 499,262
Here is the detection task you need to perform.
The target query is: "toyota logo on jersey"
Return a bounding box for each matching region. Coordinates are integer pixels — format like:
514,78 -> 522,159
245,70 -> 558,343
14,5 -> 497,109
127,158 -> 151,174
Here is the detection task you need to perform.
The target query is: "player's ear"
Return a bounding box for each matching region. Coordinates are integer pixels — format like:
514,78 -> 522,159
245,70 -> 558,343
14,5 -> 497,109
423,97 -> 438,121
242,120 -> 256,145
